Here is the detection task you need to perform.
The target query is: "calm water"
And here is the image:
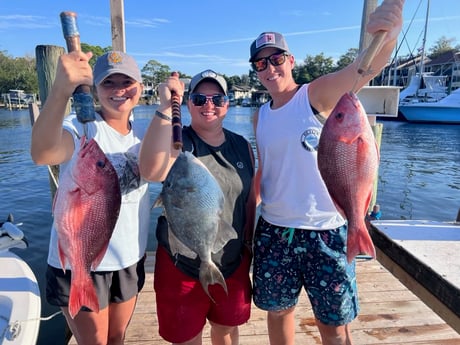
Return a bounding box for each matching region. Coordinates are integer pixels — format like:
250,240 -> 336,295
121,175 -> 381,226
0,105 -> 459,344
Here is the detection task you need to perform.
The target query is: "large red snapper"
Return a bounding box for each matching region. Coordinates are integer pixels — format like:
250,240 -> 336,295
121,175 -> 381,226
53,137 -> 121,318
317,92 -> 378,263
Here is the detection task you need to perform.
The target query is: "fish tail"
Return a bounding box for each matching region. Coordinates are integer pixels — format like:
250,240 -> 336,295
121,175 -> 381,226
199,261 -> 227,302
68,273 -> 99,319
347,226 -> 376,263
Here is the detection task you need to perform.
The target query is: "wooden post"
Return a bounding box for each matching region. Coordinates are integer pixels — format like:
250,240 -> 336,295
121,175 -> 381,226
35,45 -> 69,111
359,0 -> 379,61
110,0 -> 126,52
33,45 -> 70,200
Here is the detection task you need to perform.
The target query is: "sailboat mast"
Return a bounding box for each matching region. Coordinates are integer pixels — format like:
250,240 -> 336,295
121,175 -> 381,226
419,0 -> 430,75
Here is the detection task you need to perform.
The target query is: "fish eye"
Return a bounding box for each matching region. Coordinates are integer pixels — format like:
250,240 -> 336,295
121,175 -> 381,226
96,160 -> 106,168
335,112 -> 344,120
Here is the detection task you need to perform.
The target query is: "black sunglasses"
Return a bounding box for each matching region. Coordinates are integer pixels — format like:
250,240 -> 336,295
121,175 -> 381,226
252,52 -> 289,72
189,93 -> 229,107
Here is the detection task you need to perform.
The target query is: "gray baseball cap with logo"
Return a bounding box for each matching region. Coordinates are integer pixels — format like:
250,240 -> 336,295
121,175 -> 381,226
188,69 -> 228,95
93,51 -> 142,86
249,32 -> 291,62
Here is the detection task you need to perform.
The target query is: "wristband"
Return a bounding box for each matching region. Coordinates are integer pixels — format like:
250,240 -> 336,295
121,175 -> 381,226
155,110 -> 172,122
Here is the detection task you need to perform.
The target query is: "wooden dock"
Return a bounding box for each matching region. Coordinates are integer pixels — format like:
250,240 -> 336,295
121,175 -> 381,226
68,250 -> 460,344
370,219 -> 460,336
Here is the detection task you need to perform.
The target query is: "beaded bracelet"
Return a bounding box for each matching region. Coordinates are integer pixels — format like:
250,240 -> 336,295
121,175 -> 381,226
155,110 -> 172,122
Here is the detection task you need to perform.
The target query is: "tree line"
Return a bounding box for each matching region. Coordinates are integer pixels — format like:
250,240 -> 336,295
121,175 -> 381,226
0,36 -> 457,97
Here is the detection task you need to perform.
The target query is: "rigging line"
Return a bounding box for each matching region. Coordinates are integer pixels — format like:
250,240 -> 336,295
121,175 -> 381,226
384,0 -> 426,86
390,0 -> 424,63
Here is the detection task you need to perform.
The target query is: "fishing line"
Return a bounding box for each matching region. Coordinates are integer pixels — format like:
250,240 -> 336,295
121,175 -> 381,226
47,165 -> 59,189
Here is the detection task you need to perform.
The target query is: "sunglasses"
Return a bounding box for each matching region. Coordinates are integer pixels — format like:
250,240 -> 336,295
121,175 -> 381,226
252,52 -> 289,72
189,93 -> 229,107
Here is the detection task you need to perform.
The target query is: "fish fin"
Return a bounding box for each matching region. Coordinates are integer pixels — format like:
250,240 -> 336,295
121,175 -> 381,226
212,221 -> 238,253
168,228 -> 197,259
329,197 -> 346,219
199,260 -> 227,302
338,132 -> 361,145
68,272 -> 99,319
347,225 -> 376,263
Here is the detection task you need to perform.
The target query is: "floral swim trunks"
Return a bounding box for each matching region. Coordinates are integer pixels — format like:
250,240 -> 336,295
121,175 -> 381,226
252,217 -> 359,326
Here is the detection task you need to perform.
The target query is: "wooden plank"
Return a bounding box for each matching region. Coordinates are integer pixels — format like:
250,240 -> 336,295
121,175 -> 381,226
370,223 -> 460,333
68,253 -> 460,344
372,220 -> 460,287
375,246 -> 460,335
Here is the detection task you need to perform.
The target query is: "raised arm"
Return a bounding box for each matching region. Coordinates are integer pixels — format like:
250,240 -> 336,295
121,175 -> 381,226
30,51 -> 93,165
309,0 -> 404,117
139,74 -> 184,182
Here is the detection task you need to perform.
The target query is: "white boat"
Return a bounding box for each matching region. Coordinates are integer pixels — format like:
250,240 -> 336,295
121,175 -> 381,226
0,215 -> 41,345
394,0 -> 460,124
399,73 -> 448,105
398,87 -> 460,124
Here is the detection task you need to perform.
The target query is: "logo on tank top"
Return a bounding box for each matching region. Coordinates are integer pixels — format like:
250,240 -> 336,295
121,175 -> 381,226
300,127 -> 320,152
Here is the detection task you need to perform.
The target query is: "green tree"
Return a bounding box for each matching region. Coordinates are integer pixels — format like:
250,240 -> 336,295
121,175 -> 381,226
81,43 -> 111,68
294,53 -> 335,84
141,59 -> 171,87
248,70 -> 262,89
0,51 -> 38,94
224,75 -> 242,91
428,36 -> 457,59
335,48 -> 359,71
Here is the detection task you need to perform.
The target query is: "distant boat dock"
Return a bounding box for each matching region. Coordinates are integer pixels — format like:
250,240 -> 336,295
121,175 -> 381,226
1,90 -> 38,110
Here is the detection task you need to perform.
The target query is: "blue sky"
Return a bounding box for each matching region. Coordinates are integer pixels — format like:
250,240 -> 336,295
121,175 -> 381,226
0,0 -> 459,77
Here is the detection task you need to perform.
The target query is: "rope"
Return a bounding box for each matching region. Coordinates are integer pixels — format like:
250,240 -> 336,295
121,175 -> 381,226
1,310 -> 62,341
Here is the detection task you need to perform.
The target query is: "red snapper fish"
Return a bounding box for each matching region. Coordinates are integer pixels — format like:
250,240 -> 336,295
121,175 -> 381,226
53,137 -> 121,318
317,92 -> 379,263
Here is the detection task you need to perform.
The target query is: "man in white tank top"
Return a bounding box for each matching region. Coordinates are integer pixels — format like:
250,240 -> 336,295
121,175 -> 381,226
248,1 -> 404,344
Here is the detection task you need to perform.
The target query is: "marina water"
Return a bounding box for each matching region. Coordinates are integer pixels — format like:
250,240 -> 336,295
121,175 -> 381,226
1,105 -> 459,344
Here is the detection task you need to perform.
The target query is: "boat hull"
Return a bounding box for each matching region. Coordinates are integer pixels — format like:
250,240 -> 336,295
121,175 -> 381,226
398,105 -> 460,124
0,250 -> 41,345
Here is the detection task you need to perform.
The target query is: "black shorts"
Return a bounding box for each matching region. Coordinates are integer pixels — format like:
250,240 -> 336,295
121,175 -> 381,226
46,256 -> 146,310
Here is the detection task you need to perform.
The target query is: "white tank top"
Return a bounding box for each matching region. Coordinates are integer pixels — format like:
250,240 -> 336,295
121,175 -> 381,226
257,84 -> 345,230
